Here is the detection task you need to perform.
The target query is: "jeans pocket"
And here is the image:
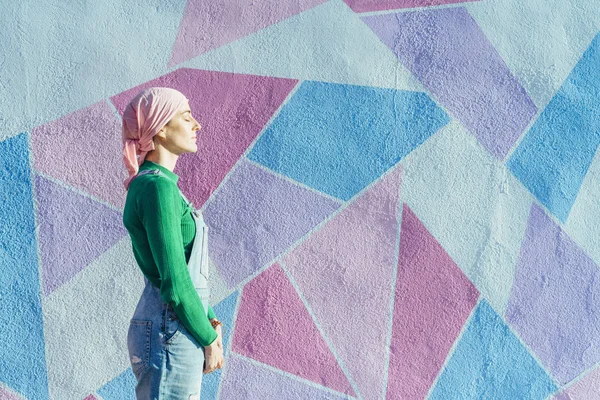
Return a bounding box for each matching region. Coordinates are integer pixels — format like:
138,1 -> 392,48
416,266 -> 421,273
164,308 -> 182,345
127,320 -> 151,379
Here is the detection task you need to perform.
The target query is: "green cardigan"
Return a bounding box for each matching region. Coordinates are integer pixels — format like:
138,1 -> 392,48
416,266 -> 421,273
123,160 -> 218,346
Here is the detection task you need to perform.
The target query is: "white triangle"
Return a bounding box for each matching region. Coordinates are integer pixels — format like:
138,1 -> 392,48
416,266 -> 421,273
180,0 -> 423,92
43,237 -> 139,399
208,255 -> 235,305
466,0 -> 600,111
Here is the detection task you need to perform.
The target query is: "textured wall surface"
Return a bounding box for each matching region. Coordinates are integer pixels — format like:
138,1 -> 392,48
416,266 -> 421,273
1,0 -> 600,399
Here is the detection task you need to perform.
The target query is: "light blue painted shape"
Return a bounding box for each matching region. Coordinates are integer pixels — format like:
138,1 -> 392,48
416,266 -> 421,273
201,291 -> 240,400
96,368 -> 136,399
508,33 -> 600,223
0,133 -> 49,400
247,81 -> 448,201
429,300 -> 557,399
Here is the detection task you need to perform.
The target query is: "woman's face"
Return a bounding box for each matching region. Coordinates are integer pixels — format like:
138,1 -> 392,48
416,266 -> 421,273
158,101 -> 201,155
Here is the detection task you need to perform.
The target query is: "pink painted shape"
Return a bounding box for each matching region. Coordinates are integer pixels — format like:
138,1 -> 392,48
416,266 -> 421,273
232,263 -> 355,396
83,395 -> 98,400
553,366 -> 600,399
387,204 -> 479,399
31,101 -> 127,208
344,0 -> 479,13
169,0 -> 328,66
0,386 -> 22,400
282,165 -> 403,400
110,68 -> 297,208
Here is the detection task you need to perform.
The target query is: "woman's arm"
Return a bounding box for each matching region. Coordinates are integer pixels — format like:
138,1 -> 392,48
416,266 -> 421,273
139,177 -> 217,347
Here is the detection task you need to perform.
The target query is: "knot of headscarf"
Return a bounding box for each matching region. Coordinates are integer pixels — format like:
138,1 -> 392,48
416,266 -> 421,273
121,87 -> 189,189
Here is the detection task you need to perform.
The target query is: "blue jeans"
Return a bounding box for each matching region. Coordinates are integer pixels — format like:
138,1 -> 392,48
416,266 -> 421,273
128,282 -> 210,399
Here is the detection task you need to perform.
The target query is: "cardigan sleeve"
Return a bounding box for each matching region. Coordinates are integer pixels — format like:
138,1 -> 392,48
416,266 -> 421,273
207,305 -> 216,320
139,178 -> 217,347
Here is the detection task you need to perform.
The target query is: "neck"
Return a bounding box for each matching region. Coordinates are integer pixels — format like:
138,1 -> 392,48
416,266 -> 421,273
144,148 -> 179,172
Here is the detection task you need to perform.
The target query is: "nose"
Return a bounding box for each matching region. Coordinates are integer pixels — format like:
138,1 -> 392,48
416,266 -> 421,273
192,117 -> 201,131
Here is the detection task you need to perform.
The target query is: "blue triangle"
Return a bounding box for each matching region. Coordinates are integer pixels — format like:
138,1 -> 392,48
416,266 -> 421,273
0,133 -> 49,399
429,300 -> 557,399
508,33 -> 600,223
247,81 -> 448,201
201,291 -> 240,400
96,368 -> 136,399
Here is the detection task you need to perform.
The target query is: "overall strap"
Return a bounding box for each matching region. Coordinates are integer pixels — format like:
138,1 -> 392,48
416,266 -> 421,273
135,169 -> 194,209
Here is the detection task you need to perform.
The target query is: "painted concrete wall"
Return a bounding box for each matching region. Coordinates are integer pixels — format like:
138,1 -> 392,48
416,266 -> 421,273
1,0 -> 600,399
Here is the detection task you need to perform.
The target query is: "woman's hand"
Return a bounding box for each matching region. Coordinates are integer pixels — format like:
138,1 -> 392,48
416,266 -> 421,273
214,325 -> 223,349
214,326 -> 224,369
204,338 -> 224,374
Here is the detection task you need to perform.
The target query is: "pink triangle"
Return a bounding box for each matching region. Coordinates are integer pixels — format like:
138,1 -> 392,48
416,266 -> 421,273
232,263 -> 355,396
0,386 -> 22,400
31,101 -> 126,208
110,68 -> 297,209
282,165 -> 403,400
168,0 -> 328,67
387,204 -> 479,399
552,365 -> 600,399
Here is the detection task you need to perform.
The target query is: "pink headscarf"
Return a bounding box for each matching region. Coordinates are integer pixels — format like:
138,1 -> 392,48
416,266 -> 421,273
122,87 -> 189,189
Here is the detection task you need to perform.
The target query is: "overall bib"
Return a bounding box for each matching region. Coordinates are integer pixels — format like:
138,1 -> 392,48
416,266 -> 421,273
127,169 -> 211,400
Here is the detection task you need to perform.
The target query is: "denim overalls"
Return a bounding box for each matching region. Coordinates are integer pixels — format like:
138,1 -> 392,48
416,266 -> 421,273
127,169 -> 211,400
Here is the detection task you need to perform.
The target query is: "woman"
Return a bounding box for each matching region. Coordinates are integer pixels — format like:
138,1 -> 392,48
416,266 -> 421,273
121,87 -> 224,399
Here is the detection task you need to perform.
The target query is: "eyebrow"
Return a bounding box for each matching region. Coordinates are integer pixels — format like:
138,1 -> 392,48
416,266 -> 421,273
181,110 -> 191,115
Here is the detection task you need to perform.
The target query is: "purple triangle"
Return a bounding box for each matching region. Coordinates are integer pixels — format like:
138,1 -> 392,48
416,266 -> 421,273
203,159 -> 341,288
35,175 -> 127,296
506,204 -> 600,384
362,7 -> 537,159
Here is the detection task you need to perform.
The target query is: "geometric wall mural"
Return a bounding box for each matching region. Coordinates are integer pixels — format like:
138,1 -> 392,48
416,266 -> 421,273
2,0 -> 600,398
